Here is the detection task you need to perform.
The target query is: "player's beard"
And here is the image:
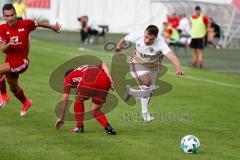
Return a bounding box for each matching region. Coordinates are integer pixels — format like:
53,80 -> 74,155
8,19 -> 17,27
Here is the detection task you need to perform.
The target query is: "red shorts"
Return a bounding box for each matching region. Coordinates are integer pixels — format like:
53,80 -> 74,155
6,58 -> 29,78
75,71 -> 111,105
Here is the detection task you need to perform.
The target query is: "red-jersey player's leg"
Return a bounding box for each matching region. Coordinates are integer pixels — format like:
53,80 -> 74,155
74,99 -> 85,128
0,76 -> 7,95
91,101 -> 109,128
5,74 -> 32,116
91,72 -> 111,128
0,63 -> 12,108
0,76 -> 9,107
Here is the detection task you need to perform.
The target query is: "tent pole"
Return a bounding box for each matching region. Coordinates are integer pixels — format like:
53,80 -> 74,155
222,6 -> 236,48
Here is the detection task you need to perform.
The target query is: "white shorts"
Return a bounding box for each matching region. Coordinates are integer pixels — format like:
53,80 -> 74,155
130,62 -> 158,86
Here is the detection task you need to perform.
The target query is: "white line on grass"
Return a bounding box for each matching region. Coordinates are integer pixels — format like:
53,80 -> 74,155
167,72 -> 240,89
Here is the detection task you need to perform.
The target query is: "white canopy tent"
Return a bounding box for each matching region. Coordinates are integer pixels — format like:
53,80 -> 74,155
25,0 -> 234,33
1,0 -> 239,48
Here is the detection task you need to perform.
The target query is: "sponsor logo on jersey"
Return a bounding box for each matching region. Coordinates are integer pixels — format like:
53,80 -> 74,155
18,28 -> 25,32
72,77 -> 82,83
149,47 -> 154,52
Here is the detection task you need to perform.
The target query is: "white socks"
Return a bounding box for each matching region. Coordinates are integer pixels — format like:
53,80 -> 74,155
127,85 -> 152,114
140,85 -> 151,114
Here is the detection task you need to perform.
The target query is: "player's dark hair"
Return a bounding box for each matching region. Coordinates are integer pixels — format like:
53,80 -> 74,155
145,25 -> 159,36
2,4 -> 16,15
195,6 -> 201,11
65,69 -> 74,78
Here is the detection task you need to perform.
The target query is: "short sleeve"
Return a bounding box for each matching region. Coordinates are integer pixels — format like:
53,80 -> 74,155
158,37 -> 171,55
63,72 -> 74,94
124,32 -> 143,43
25,20 -> 38,31
203,16 -> 208,26
0,26 -> 6,43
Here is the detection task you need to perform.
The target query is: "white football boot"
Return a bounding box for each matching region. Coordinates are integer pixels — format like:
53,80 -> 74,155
142,112 -> 154,122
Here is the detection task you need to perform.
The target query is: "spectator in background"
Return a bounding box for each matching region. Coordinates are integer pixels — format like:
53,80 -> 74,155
78,15 -> 102,44
163,22 -> 189,47
207,17 -> 221,48
177,14 -> 191,36
190,6 -> 208,68
167,13 -> 179,29
163,22 -> 180,45
13,0 -> 27,20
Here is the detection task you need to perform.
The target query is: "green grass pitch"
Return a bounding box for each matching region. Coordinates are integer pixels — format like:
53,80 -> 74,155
0,30 -> 239,160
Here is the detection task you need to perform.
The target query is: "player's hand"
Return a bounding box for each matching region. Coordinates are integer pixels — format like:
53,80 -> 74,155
114,47 -> 122,52
176,71 -> 184,76
55,118 -> 64,129
110,81 -> 115,91
52,22 -> 61,33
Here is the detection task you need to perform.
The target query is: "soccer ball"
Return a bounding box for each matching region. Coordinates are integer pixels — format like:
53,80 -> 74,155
180,135 -> 200,154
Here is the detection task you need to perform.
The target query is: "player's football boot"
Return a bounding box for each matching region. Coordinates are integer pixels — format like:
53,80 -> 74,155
104,123 -> 116,135
0,94 -> 10,109
71,126 -> 84,133
124,85 -> 132,102
142,112 -> 154,123
20,99 -> 32,116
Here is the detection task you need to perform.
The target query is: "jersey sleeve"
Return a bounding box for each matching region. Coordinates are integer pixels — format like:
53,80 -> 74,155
124,32 -> 143,43
63,72 -> 74,94
0,26 -> 6,43
158,37 -> 172,55
203,16 -> 208,26
25,20 -> 39,32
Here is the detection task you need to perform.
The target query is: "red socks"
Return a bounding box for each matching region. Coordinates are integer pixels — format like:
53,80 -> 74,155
93,109 -> 109,128
0,76 -> 7,95
13,88 -> 27,104
74,100 -> 85,128
74,100 -> 109,128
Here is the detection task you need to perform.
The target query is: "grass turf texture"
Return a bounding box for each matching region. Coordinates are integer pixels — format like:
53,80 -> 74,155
0,30 -> 239,160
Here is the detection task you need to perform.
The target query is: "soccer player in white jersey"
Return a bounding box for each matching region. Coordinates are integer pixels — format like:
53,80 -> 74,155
115,25 -> 184,122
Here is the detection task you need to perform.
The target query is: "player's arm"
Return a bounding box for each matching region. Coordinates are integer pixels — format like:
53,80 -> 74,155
38,22 -> 61,33
101,63 -> 114,90
165,51 -> 184,75
115,32 -> 140,52
55,91 -> 70,129
55,73 -> 73,129
115,38 -> 127,52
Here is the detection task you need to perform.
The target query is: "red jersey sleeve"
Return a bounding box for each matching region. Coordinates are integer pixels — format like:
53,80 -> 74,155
63,72 -> 74,94
203,16 -> 208,26
25,20 -> 38,32
0,26 -> 6,43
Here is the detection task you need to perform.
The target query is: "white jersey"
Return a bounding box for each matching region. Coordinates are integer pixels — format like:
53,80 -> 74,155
124,31 -> 171,69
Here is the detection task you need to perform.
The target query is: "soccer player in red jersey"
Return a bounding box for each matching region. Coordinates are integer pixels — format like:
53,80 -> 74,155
0,4 -> 61,116
55,63 -> 116,135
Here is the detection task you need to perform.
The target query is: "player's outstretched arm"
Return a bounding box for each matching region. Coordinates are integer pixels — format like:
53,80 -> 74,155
38,22 -> 61,33
55,93 -> 69,129
115,38 -> 127,52
165,51 -> 184,75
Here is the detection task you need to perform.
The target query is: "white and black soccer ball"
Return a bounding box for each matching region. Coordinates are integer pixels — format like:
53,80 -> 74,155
180,135 -> 200,154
